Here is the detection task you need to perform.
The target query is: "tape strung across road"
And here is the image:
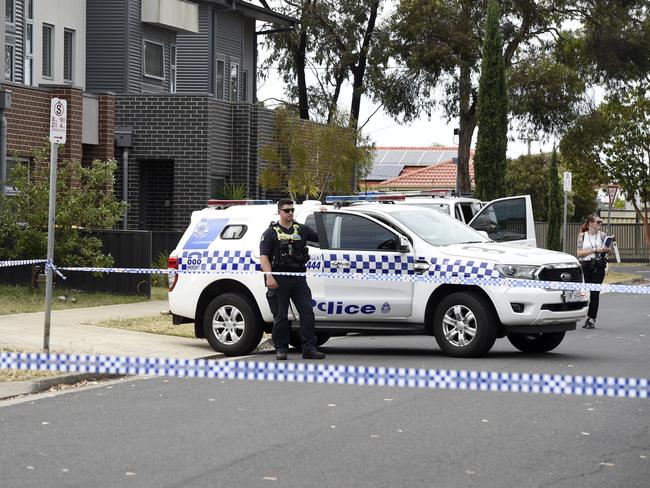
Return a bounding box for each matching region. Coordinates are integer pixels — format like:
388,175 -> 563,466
0,352 -> 647,399
1,260 -> 646,295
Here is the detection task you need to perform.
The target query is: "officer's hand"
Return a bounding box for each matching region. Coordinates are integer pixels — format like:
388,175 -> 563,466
266,275 -> 278,289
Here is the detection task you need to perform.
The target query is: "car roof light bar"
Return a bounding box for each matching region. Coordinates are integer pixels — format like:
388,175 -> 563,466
325,194 -> 406,205
207,199 -> 273,208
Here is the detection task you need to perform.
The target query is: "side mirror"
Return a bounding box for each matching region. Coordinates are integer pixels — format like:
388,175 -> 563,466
399,236 -> 411,253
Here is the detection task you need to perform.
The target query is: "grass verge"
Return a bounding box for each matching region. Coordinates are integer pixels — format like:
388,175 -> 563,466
86,315 -> 195,338
0,285 -> 168,315
0,347 -> 60,383
603,270 -> 646,284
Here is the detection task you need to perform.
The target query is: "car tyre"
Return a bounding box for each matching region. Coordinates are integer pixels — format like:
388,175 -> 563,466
507,331 -> 565,353
204,293 -> 263,356
433,292 -> 497,357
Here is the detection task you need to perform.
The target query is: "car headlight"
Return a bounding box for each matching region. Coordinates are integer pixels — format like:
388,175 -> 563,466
495,264 -> 539,280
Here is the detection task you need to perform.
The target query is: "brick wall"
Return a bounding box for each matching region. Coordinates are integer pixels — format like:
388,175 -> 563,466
2,82 -> 114,169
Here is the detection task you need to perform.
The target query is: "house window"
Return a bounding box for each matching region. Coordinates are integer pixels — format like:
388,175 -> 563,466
5,44 -> 14,81
170,44 -> 177,93
4,157 -> 30,196
143,40 -> 164,79
63,29 -> 75,83
5,0 -> 14,24
241,70 -> 248,102
24,3 -> 34,85
230,63 -> 239,102
216,59 -> 224,99
42,24 -> 53,78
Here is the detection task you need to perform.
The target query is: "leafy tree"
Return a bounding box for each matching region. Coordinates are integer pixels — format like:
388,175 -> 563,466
259,0 -> 387,128
546,147 -> 562,251
505,154 -> 550,220
561,86 -> 650,254
474,0 -> 508,201
259,107 -> 373,200
0,146 -> 127,267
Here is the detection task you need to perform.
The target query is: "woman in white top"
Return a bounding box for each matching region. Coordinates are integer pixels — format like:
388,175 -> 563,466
576,214 -> 610,329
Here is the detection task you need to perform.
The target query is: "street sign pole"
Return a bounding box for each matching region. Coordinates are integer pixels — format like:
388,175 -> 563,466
562,171 -> 572,254
607,184 -> 619,235
43,98 -> 67,352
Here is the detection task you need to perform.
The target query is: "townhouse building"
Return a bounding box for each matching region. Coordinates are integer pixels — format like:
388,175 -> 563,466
2,0 -> 295,232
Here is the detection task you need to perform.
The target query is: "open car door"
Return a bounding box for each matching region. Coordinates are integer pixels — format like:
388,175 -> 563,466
468,195 -> 536,247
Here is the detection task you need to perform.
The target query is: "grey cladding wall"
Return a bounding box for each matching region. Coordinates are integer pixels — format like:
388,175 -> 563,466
86,0 -> 127,92
176,3 -> 211,93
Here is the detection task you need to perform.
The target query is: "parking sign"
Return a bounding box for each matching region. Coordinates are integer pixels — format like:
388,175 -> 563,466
49,98 -> 67,144
563,171 -> 572,192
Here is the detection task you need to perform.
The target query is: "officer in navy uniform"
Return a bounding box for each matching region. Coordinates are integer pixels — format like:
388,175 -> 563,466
260,198 -> 326,360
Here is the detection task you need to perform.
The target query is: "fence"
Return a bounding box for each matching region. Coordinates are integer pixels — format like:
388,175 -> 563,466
534,222 -> 649,262
0,230 -> 184,295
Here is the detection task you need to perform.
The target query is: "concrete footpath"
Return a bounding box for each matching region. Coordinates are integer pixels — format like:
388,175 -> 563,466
0,300 -> 272,400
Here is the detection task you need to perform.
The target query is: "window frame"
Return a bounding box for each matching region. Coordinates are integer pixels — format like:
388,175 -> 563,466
215,58 -> 225,99
319,212 -> 402,252
63,28 -> 75,83
240,69 -> 248,102
170,44 -> 177,93
6,0 -> 14,24
5,43 -> 14,81
220,225 -> 248,240
24,6 -> 34,85
229,62 -> 239,102
142,39 -> 165,81
42,23 -> 53,79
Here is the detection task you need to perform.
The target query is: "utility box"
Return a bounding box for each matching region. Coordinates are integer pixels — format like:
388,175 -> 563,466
115,127 -> 134,147
0,90 -> 12,109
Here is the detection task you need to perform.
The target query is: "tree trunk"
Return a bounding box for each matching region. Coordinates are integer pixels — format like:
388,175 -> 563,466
295,2 -> 312,120
457,63 -> 476,194
349,0 -> 380,131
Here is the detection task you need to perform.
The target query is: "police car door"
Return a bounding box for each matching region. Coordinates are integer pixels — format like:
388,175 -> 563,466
314,211 -> 414,319
468,195 -> 537,247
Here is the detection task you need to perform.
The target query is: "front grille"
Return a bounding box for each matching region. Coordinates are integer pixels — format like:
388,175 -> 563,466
542,302 -> 587,311
538,266 -> 583,283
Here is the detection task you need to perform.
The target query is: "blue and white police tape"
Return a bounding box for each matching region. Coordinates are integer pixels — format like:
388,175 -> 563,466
0,351 -> 647,399
2,260 -> 649,294
0,259 -> 46,268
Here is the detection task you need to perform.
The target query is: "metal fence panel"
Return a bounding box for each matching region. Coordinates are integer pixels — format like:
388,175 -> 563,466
535,222 -> 649,262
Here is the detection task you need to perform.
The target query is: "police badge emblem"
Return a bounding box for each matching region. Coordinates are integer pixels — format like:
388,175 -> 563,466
381,302 -> 391,313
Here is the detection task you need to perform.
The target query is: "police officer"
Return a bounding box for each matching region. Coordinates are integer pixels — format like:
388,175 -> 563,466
260,198 -> 325,360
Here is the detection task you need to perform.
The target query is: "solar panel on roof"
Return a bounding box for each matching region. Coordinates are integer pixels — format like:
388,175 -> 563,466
400,150 -> 426,164
419,150 -> 456,165
381,150 -> 405,164
365,163 -> 404,180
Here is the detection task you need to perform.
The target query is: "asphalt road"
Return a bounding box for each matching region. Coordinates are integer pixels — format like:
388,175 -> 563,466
1,293 -> 648,488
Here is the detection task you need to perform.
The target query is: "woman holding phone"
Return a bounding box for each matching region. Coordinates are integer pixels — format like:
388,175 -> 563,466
576,214 -> 611,329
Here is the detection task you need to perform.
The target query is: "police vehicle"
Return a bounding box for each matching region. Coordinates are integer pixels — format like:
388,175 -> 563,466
168,196 -> 588,358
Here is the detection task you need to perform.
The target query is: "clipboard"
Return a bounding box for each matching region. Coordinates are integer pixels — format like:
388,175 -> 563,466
603,235 -> 614,248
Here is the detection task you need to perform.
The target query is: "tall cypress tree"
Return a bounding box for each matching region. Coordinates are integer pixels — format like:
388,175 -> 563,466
546,147 -> 563,251
474,0 -> 508,201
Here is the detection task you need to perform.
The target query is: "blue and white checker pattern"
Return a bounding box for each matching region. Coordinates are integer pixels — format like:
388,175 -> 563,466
178,250 -> 260,272
322,253 -> 415,274
1,352 -> 647,399
0,259 -> 46,268
428,257 -> 500,279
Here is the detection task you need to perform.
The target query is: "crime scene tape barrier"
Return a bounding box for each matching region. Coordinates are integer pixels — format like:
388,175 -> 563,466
0,352 -> 647,399
1,259 -> 646,294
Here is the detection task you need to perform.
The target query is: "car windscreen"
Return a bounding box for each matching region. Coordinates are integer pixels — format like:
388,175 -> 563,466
389,208 -> 490,246
408,203 -> 450,215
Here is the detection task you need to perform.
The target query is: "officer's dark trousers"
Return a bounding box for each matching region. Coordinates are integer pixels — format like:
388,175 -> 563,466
267,275 -> 316,352
582,264 -> 606,320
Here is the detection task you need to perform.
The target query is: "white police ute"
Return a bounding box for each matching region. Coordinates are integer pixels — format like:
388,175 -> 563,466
168,196 -> 588,358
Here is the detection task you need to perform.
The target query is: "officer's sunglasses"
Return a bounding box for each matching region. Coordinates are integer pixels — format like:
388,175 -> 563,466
280,208 -> 295,213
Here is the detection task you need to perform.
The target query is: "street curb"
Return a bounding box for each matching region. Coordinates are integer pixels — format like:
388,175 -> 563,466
0,337 -> 276,401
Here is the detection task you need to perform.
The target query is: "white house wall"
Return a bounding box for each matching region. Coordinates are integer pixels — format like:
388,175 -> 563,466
34,0 -> 86,88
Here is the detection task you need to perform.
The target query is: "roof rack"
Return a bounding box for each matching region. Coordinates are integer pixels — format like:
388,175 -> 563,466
207,199 -> 273,209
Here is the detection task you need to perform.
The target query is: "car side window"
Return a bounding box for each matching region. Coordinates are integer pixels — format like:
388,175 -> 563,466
304,213 -> 319,247
472,198 -> 526,242
321,213 -> 399,251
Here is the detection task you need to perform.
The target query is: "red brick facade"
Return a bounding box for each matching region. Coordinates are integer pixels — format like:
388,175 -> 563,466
1,82 -> 114,166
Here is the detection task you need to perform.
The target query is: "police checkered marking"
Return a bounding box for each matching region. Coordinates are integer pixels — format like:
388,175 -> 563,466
428,257 -> 501,279
0,259 -> 47,268
322,253 -> 415,275
1,352 -> 648,399
178,250 -> 261,272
